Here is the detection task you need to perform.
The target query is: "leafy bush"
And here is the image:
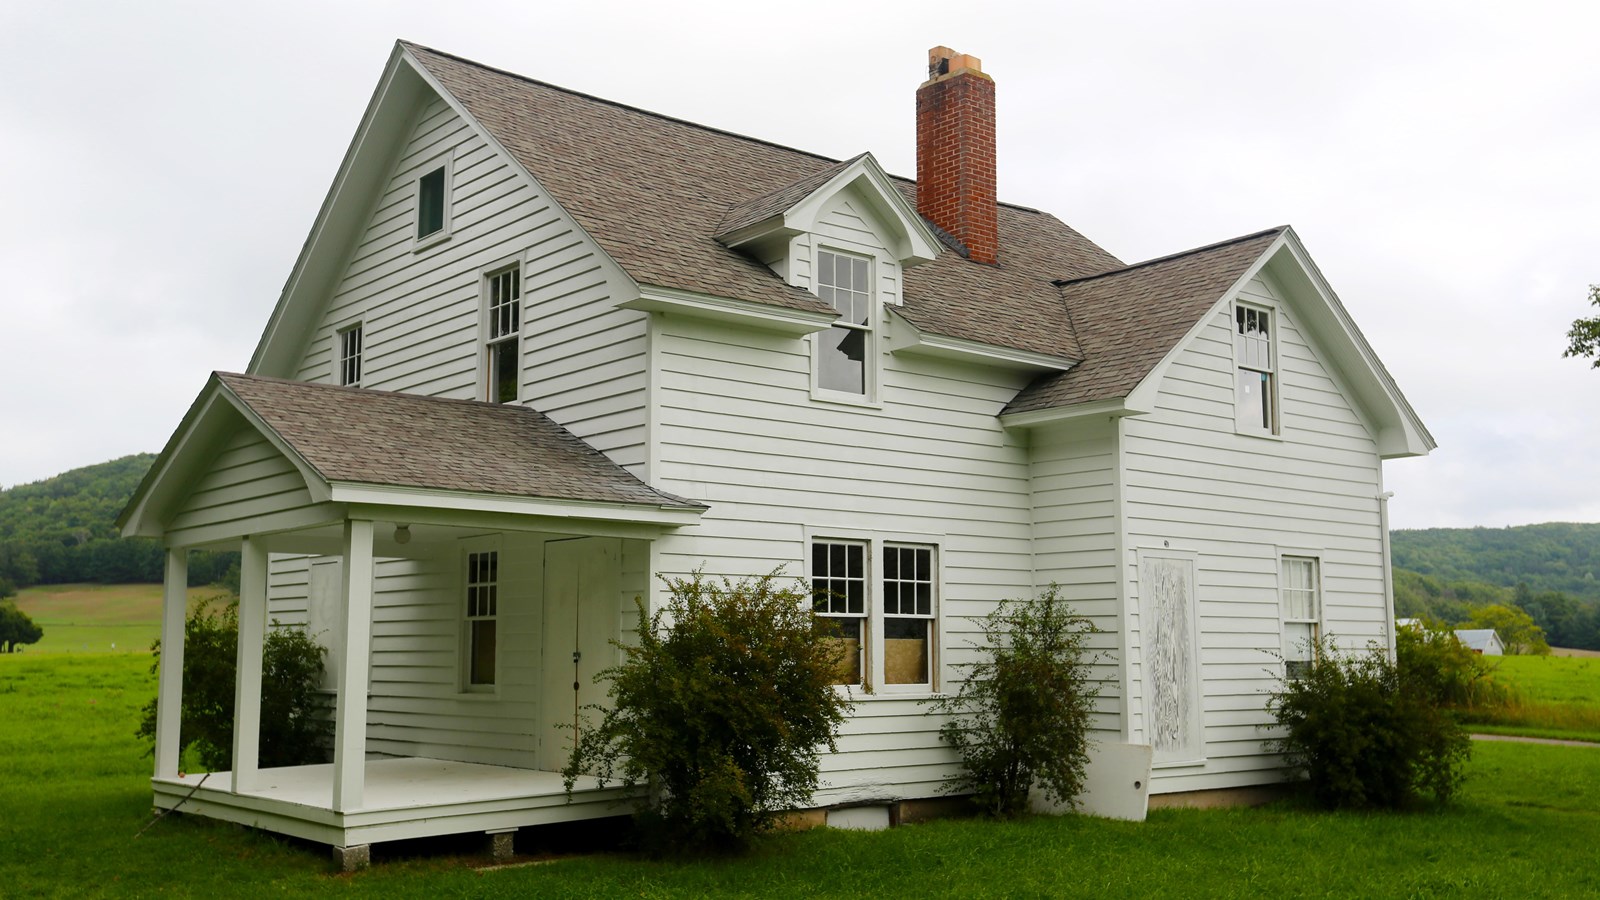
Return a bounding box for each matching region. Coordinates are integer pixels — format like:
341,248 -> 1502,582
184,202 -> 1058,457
0,601 -> 43,652
562,571 -> 850,853
1267,639 -> 1469,809
929,585 -> 1100,817
1395,621 -> 1511,709
137,597 -> 331,770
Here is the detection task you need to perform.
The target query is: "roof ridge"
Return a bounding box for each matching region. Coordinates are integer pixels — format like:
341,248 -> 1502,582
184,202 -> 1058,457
1052,226 -> 1286,287
402,41 -> 1055,219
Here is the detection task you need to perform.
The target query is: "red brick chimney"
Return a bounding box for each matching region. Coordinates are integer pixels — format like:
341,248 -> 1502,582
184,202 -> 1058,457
916,46 -> 998,264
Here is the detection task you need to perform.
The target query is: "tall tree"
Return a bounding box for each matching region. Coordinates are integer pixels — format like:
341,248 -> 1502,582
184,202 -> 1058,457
1564,284 -> 1600,367
0,603 -> 43,652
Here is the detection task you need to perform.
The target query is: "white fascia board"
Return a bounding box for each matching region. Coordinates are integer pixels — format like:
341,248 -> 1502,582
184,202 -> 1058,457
999,398 -> 1146,430
784,154 -> 942,266
620,285 -> 835,336
1269,229 -> 1435,458
887,309 -> 1077,372
327,482 -> 707,527
212,382 -> 335,505
250,44 -> 423,378
400,46 -> 641,299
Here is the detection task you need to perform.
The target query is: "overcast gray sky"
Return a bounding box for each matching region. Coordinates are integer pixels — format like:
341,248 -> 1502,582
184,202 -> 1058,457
1,0 -> 1595,530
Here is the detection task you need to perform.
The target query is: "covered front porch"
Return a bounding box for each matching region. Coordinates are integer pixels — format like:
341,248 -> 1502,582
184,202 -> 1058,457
119,374 -> 706,865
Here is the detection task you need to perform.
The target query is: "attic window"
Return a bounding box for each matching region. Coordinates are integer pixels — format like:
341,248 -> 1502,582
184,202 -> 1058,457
338,324 -> 362,387
815,250 -> 872,395
1235,304 -> 1277,435
416,163 -> 449,244
485,265 -> 521,404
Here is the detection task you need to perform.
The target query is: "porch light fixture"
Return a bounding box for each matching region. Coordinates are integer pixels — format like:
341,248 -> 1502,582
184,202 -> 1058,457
393,524 -> 411,545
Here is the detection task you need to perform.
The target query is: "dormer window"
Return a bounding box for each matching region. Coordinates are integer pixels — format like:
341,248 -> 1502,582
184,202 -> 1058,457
816,250 -> 872,395
1235,304 -> 1277,435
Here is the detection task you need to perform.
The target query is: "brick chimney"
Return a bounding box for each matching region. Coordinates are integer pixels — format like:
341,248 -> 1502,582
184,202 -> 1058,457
916,46 -> 998,264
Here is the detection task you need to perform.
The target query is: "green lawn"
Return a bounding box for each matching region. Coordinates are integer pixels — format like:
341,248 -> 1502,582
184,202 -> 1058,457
1464,653 -> 1600,743
3,652 -> 1600,897
11,583 -> 221,654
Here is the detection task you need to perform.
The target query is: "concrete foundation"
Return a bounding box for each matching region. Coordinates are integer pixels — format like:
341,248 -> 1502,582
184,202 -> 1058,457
488,829 -> 516,862
332,843 -> 370,872
1147,784 -> 1286,810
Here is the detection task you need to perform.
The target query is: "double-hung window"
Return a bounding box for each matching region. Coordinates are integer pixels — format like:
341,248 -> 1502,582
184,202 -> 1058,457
1281,555 -> 1321,679
337,324 -> 362,387
1235,304 -> 1277,434
464,549 -> 499,689
485,265 -> 521,404
815,250 -> 872,395
811,538 -> 937,690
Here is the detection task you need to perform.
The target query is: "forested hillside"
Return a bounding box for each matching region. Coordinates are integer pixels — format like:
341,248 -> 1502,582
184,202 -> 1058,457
0,455 -> 234,592
1392,523 -> 1600,650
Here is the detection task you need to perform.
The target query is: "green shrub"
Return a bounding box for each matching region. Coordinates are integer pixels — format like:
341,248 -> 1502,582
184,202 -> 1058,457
562,571 -> 850,853
136,596 -> 331,770
0,601 -> 43,652
1267,639 -> 1469,809
1395,621 -> 1511,709
929,585 -> 1100,817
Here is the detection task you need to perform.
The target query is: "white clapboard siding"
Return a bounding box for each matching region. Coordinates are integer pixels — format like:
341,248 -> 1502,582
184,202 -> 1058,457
651,191 -> 1039,800
1123,274 -> 1386,794
289,93 -> 648,476
168,430 -> 316,537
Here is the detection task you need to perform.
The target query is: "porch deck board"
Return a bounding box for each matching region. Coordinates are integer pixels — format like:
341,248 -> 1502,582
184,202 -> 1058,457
153,757 -> 634,846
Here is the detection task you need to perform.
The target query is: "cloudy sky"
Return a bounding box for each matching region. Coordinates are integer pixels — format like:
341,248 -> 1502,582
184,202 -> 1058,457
1,0 -> 1595,529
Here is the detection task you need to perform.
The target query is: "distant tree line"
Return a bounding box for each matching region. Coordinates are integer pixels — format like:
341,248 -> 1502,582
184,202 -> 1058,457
0,454 -> 235,592
1393,568 -> 1600,651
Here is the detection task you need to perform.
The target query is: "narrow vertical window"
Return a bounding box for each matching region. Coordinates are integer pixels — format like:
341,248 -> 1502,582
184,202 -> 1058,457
1235,304 -> 1276,434
486,266 -> 521,404
812,540 -> 866,686
1281,556 -> 1320,679
417,166 -> 447,239
815,250 -> 871,394
338,325 -> 362,387
882,544 -> 935,686
465,550 -> 499,687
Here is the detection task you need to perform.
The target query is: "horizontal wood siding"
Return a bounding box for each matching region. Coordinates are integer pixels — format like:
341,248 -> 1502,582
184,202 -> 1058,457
1029,418 -> 1124,732
290,93 -> 647,476
652,193 -> 1036,802
169,429 -> 315,535
1123,274 -> 1387,794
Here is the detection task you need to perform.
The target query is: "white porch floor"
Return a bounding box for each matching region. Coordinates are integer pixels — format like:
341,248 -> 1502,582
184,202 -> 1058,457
153,757 -> 637,847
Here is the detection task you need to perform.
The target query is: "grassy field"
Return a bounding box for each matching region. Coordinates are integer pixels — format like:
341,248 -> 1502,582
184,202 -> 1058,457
10,583 -> 221,654
1463,653 -> 1600,743
3,653 -> 1599,897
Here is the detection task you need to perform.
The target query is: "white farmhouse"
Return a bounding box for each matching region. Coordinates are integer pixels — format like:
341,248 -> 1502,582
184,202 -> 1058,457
120,43 -> 1433,865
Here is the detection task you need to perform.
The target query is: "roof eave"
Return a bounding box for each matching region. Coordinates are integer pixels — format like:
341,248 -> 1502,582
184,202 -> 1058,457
887,309 -> 1078,372
620,285 -> 835,336
327,482 -> 707,527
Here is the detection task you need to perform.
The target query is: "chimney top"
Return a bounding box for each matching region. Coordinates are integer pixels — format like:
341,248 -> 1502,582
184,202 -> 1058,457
924,46 -> 989,84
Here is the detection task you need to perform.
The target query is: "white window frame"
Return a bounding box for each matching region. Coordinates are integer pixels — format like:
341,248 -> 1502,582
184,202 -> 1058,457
336,321 -> 363,387
809,247 -> 881,406
1233,301 -> 1280,437
482,260 -> 523,404
1279,553 -> 1323,679
807,527 -> 941,695
460,536 -> 502,693
413,152 -> 454,252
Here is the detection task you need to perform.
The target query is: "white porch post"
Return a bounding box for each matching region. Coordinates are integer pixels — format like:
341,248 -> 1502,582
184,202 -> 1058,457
232,537 -> 268,792
154,549 -> 188,780
333,519 -> 374,813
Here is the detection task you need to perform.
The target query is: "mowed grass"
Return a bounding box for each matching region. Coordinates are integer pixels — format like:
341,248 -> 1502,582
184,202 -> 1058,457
1465,653 -> 1600,743
11,583 -> 221,654
3,653 -> 1600,897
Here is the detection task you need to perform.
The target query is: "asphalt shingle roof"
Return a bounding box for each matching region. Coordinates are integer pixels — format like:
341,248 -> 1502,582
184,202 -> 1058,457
217,373 -> 701,508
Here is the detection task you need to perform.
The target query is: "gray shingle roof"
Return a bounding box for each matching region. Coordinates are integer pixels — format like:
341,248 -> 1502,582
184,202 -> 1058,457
216,373 -> 701,509
716,155 -> 865,238
404,44 -> 1122,362
1004,229 -> 1284,414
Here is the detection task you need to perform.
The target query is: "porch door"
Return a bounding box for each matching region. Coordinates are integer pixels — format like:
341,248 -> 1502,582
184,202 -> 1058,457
540,537 -> 619,772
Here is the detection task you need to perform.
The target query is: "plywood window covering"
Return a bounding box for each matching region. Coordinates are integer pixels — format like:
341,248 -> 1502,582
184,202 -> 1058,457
882,544 -> 934,686
465,550 -> 499,687
338,325 -> 362,387
812,540 -> 866,686
815,250 -> 872,394
1235,304 -> 1276,434
417,166 -> 447,239
1281,555 -> 1320,679
486,266 -> 521,404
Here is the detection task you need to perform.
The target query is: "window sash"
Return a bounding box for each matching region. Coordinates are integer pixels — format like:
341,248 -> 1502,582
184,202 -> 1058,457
417,167 -> 446,238
464,550 -> 499,686
810,539 -> 936,689
338,326 -> 362,386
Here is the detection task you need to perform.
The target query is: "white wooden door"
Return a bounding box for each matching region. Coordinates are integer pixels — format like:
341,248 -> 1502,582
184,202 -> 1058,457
540,537 -> 619,772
